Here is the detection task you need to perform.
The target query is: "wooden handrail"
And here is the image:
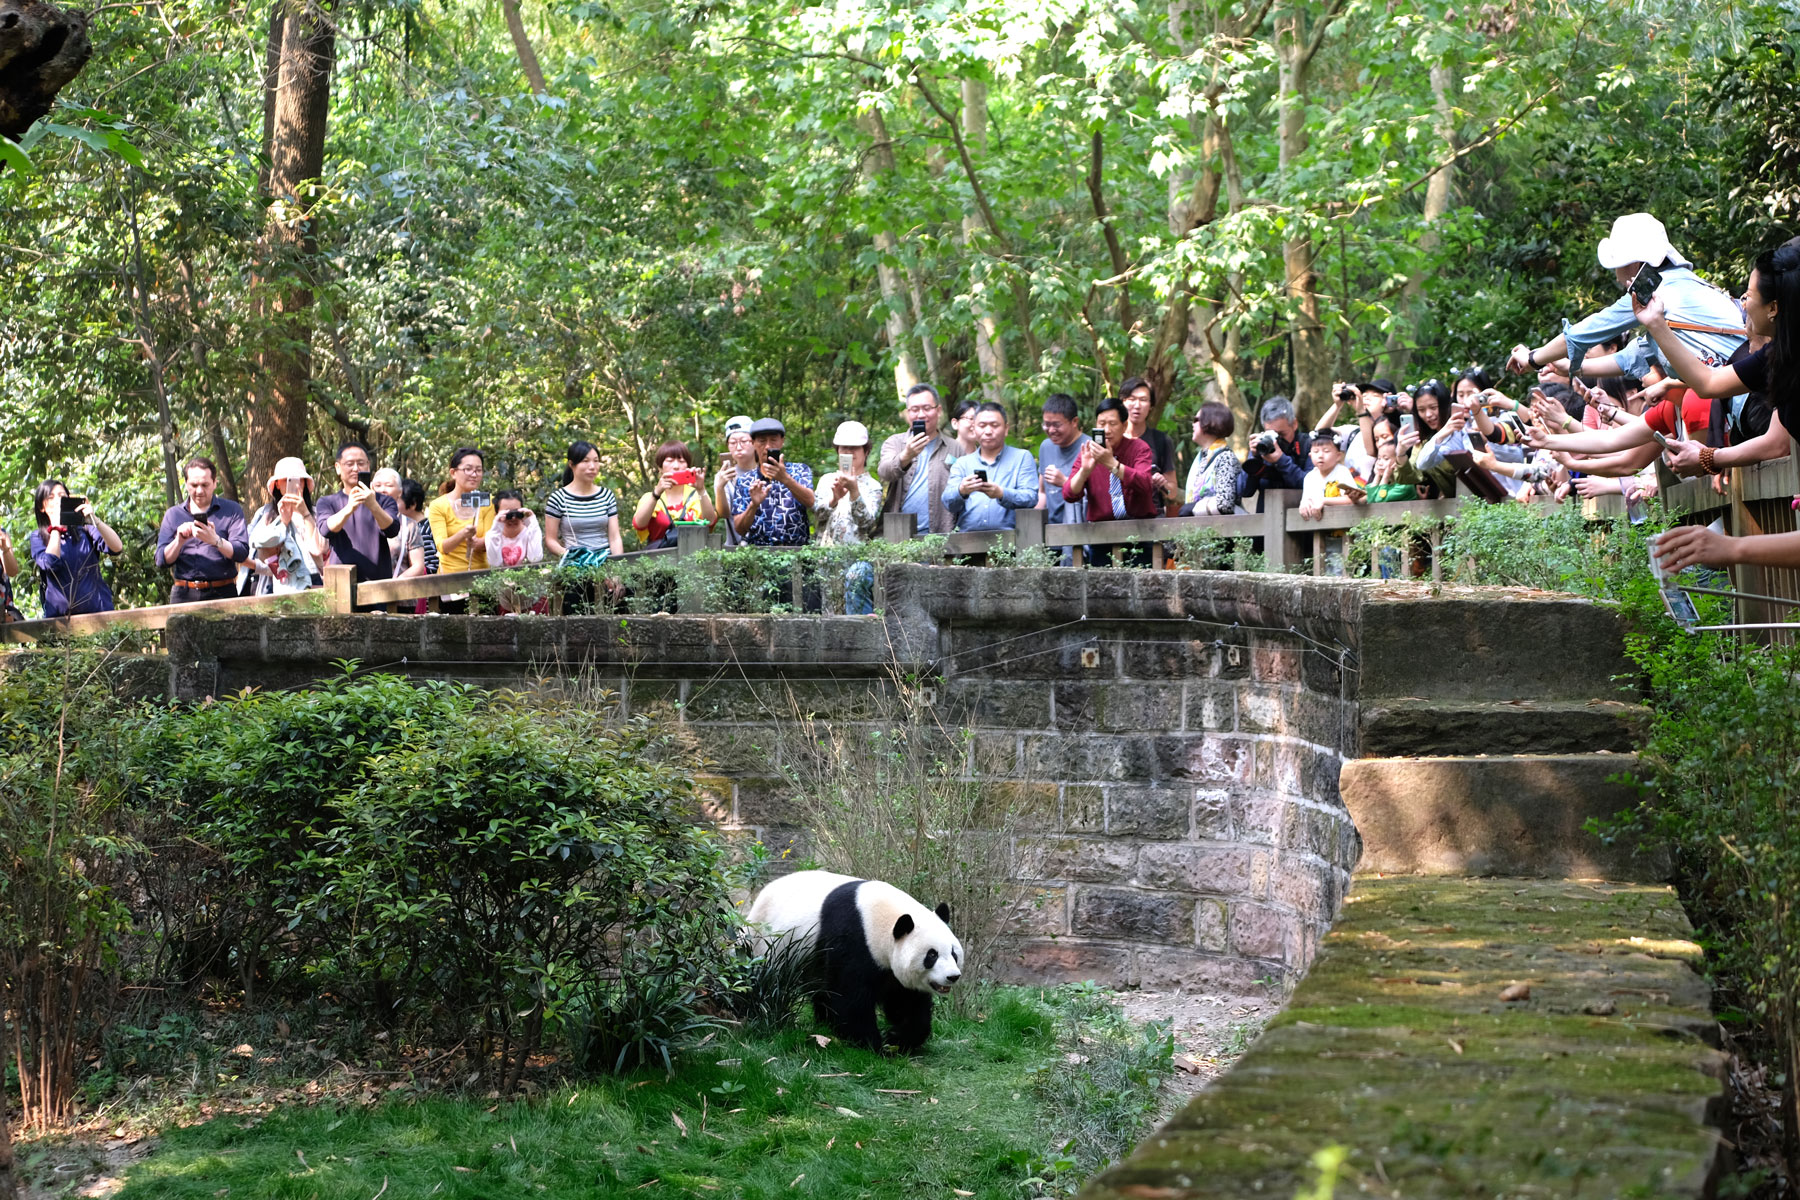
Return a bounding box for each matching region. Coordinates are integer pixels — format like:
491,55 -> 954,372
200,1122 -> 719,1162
2,589 -> 334,644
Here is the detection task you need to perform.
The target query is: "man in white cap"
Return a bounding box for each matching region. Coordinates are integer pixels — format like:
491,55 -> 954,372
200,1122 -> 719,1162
1506,212 -> 1746,399
813,420 -> 885,613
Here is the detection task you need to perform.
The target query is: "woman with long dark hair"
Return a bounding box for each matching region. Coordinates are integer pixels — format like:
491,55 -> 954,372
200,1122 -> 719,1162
1649,236 -> 1800,569
544,440 -> 623,566
29,479 -> 123,617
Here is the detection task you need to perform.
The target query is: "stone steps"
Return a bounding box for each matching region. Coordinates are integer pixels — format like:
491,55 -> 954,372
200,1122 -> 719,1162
1358,696 -> 1649,758
1340,753 -> 1665,881
1079,876 -> 1727,1199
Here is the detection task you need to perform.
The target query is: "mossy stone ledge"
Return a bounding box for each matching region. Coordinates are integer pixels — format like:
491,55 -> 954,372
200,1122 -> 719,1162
1080,875 -> 1727,1199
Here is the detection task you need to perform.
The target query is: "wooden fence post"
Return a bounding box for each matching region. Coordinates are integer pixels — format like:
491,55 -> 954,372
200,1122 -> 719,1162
1261,490 -> 1298,573
323,563 -> 358,613
883,512 -> 918,543
1014,508 -> 1046,552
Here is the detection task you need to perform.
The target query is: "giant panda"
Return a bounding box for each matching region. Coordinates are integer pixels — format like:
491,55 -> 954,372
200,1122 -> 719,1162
746,870 -> 964,1052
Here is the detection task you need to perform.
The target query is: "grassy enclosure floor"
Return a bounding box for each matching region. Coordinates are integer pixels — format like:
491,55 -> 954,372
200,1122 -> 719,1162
103,988 -> 1153,1200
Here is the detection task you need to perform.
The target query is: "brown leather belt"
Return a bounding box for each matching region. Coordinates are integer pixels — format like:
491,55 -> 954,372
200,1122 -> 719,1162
173,577 -> 237,591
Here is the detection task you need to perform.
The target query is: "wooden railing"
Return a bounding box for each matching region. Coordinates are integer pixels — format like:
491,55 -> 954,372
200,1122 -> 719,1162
15,462 -> 1792,641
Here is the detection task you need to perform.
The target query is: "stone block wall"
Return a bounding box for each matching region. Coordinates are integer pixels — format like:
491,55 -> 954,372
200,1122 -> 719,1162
153,567 -> 1636,995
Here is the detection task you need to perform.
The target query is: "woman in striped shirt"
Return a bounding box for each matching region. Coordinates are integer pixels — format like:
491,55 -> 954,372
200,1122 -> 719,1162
544,440 -> 624,566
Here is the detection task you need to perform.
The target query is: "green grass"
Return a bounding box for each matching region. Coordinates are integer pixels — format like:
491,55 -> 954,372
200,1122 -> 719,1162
110,988 -> 1113,1200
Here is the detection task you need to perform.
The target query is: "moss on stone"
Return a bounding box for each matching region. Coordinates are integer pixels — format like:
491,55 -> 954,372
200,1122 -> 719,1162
1080,876 -> 1726,1199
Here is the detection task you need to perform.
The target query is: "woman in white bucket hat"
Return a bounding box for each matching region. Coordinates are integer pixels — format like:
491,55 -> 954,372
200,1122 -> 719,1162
245,456 -> 327,595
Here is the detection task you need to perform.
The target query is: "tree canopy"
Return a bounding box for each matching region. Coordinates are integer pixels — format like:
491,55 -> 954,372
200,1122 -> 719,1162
3,0 -> 1797,606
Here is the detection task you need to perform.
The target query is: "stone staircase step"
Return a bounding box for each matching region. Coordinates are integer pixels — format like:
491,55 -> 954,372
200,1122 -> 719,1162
1360,594 -> 1639,703
1358,697 -> 1650,758
1340,753 -> 1666,882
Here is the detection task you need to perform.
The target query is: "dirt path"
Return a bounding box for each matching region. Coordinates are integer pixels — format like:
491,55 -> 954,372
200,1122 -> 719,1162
1113,989 -> 1276,1115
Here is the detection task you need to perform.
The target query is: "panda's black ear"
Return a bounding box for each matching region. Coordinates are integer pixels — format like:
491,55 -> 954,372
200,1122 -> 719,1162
935,902 -> 951,923
892,913 -> 915,941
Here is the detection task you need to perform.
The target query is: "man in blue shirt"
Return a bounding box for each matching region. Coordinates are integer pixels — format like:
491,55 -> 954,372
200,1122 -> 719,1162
942,403 -> 1040,531
877,384 -> 958,534
155,456 -> 250,604
729,417 -> 816,545
1507,212 -> 1746,386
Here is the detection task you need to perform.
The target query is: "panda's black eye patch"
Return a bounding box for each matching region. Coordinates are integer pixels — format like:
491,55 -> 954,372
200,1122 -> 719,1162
924,950 -> 939,969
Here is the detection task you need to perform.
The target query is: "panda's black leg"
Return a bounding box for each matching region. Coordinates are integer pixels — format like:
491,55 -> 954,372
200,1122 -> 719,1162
820,956 -> 882,1050
883,988 -> 934,1053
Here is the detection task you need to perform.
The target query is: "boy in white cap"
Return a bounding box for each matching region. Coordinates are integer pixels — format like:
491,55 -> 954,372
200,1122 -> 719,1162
812,420 -> 884,613
1506,212 -> 1746,393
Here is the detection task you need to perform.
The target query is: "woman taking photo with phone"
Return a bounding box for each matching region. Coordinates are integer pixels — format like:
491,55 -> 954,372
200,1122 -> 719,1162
633,441 -> 715,550
246,457 -> 327,595
30,480 -> 123,618
426,447 -> 495,613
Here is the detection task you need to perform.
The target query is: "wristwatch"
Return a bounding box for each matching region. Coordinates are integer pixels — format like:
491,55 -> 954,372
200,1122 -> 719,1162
1525,348 -> 1539,369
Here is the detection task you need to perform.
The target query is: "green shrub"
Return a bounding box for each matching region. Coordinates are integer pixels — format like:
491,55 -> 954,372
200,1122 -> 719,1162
0,645 -> 138,1130
126,671 -> 737,1089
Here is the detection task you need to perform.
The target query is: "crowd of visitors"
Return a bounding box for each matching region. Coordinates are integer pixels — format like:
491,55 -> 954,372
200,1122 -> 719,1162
5,212 -> 1794,622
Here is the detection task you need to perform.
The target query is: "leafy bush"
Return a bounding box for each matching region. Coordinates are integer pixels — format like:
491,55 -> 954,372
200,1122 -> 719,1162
126,670 -> 738,1088
0,646 -> 138,1130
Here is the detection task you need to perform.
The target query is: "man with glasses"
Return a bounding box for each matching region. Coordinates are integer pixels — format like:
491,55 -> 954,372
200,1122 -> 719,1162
877,383 -> 959,535
315,440 -> 400,611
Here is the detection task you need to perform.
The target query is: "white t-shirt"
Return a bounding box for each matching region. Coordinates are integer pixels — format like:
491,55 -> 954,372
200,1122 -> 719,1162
1302,461 -> 1364,507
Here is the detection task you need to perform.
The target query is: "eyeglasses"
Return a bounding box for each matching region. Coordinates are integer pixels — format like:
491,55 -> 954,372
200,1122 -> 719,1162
455,464 -> 483,474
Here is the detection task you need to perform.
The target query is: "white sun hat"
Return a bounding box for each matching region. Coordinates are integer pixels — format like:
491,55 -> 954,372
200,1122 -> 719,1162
1596,213 -> 1690,270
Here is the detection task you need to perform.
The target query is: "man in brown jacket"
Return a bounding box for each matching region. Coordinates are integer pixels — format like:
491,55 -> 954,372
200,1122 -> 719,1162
876,383 -> 959,535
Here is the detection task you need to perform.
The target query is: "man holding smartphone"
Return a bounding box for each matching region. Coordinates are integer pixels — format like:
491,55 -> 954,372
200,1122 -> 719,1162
314,441 -> 399,608
877,383 -> 959,535
731,418 -> 815,546
1505,212 -> 1746,390
156,456 -> 250,603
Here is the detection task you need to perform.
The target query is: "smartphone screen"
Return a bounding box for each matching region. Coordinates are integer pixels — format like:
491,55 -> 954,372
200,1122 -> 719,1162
357,469 -> 372,486
1400,414 -> 1415,432
1630,263 -> 1663,305
837,452 -> 854,476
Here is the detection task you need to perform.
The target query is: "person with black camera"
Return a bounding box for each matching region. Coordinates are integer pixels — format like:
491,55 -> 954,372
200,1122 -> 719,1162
30,479 -> 123,617
156,457 -> 249,605
315,441 -> 399,584
1238,395 -> 1312,512
878,384 -> 959,535
1505,212 -> 1746,390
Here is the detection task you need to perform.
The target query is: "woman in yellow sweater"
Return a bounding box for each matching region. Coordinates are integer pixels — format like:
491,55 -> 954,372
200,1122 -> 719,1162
426,446 -> 496,612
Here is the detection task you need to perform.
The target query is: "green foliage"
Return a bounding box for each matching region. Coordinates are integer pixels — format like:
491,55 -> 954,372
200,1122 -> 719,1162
0,645 -> 139,1128
1027,983 -> 1176,1187
125,671 -> 737,1086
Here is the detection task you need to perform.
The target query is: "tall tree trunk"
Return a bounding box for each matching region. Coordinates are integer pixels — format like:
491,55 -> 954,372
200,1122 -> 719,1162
1275,6 -> 1341,421
904,262 -> 943,388
1189,117 -> 1250,442
249,0 -> 334,498
1086,128 -> 1134,373
859,108 -> 921,400
122,184 -> 181,505
501,0 -> 548,96
960,78 -> 1007,405
1382,62 -> 1456,379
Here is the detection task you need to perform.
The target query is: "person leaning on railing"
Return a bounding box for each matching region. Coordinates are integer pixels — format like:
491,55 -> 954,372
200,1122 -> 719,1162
156,457 -> 249,605
942,402 -> 1041,534
30,479 -> 123,617
1650,236 -> 1800,571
